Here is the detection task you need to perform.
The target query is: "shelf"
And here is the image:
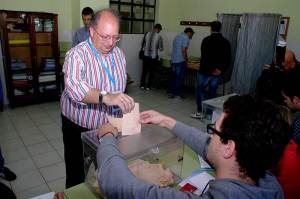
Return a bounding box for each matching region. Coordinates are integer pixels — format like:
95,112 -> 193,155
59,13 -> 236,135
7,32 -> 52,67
36,43 -> 52,46
1,10 -> 60,107
9,44 -> 30,47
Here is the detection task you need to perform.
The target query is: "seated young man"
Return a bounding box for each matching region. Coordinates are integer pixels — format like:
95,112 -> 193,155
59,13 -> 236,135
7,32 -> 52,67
96,95 -> 290,199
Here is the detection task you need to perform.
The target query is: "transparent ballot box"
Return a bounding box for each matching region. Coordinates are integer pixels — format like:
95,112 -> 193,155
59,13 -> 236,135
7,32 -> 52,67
81,125 -> 185,197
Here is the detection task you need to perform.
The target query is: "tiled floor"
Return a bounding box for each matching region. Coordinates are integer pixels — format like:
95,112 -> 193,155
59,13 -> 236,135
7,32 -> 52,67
0,85 -> 207,198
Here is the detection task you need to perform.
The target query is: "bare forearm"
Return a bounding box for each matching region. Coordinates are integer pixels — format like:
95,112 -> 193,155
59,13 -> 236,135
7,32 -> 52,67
161,116 -> 176,129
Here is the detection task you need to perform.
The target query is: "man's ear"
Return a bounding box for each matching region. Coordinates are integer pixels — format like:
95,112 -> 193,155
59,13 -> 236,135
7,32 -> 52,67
223,140 -> 236,159
89,27 -> 94,38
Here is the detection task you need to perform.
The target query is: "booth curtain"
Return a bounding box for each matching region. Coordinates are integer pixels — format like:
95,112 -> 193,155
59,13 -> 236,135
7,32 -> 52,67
217,13 -> 241,83
230,13 -> 281,94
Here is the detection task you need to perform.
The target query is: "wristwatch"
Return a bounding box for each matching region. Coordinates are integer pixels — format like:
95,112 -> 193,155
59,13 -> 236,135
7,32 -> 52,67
99,91 -> 108,104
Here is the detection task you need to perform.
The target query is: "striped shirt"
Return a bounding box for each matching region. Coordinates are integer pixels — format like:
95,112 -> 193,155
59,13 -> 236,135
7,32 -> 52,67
143,31 -> 163,59
60,37 -> 127,129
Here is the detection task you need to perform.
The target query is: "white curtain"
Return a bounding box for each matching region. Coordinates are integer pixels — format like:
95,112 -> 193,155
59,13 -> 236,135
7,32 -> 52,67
231,13 -> 281,94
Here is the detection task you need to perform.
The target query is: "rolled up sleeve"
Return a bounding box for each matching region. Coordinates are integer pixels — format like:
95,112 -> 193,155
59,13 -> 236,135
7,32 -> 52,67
63,50 -> 93,104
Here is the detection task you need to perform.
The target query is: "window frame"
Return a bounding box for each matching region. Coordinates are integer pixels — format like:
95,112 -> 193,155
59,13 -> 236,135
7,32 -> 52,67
110,0 -> 156,34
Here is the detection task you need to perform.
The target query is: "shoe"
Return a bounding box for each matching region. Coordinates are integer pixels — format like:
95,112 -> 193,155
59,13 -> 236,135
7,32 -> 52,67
0,167 -> 16,181
145,87 -> 151,91
190,112 -> 205,120
140,86 -> 145,90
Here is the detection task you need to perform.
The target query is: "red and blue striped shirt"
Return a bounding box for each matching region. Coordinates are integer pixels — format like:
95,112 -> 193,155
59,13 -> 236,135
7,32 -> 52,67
60,38 -> 127,129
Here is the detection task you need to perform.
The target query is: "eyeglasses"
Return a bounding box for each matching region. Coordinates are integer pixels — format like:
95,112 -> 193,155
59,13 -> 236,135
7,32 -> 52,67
206,123 -> 227,139
92,27 -> 121,43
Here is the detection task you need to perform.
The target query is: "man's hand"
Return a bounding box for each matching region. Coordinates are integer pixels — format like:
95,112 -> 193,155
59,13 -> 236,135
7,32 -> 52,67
103,93 -> 135,114
97,123 -> 118,138
212,69 -> 221,76
140,110 -> 176,129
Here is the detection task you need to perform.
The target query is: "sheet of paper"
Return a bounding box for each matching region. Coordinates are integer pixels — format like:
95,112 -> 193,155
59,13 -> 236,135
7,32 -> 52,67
122,103 -> 141,135
30,192 -> 55,199
107,103 -> 141,135
179,172 -> 214,193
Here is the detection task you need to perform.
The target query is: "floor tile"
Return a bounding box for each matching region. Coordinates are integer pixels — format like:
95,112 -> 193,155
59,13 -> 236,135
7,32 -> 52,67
40,162 -> 65,182
31,114 -> 55,126
49,138 -> 64,150
38,123 -> 62,140
32,151 -> 62,168
16,184 -> 50,199
47,177 -> 66,192
26,142 -> 55,156
21,133 -> 47,146
2,147 -> 31,163
11,170 -> 46,192
0,123 -> 15,134
0,130 -> 19,141
17,126 -> 42,137
6,158 -> 36,176
1,138 -> 24,152
56,148 -> 65,160
13,118 -> 36,131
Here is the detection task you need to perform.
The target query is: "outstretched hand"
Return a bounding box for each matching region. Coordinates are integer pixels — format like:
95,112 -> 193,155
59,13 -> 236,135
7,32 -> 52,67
140,110 -> 176,129
103,93 -> 135,114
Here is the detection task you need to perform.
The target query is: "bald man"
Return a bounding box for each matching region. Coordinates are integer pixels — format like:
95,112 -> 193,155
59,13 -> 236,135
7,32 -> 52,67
61,8 -> 135,188
283,49 -> 298,72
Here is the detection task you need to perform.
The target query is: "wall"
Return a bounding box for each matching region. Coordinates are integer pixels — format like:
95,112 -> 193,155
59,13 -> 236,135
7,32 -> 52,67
156,0 -> 300,57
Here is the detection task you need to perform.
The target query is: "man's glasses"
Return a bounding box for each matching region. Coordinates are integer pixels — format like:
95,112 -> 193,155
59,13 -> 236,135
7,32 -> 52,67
206,123 -> 228,139
92,27 -> 121,43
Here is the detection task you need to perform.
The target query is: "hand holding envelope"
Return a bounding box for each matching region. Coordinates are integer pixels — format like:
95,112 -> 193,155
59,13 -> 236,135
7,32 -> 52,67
107,103 -> 141,135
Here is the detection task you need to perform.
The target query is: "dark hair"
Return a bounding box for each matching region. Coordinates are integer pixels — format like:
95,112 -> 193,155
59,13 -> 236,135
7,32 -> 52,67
91,8 -> 120,28
221,95 -> 291,182
82,7 -> 94,16
154,23 -> 162,30
282,65 -> 300,99
210,21 -> 222,32
184,27 -> 194,34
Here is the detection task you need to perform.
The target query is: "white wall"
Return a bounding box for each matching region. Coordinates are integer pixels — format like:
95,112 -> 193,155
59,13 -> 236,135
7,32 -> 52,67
120,32 -> 206,83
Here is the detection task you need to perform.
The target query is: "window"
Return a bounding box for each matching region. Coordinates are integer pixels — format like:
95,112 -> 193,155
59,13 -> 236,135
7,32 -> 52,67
110,0 -> 156,34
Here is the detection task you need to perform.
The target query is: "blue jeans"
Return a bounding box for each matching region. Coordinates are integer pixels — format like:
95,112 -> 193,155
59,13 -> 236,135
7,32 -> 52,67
171,61 -> 187,96
196,73 -> 220,112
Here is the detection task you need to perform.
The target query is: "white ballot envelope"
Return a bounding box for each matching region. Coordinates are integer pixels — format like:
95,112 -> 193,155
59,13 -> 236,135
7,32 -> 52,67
107,103 -> 141,135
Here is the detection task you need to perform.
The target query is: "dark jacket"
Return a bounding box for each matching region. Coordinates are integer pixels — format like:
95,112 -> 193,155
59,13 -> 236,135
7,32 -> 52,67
199,33 -> 231,75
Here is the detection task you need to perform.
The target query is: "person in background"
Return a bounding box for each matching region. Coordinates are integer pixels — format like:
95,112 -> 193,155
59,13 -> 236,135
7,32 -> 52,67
72,7 -> 94,47
191,21 -> 231,119
96,95 -> 290,199
256,49 -> 299,105
169,27 -> 194,99
271,67 -> 300,199
283,49 -> 299,72
61,8 -> 135,188
282,66 -> 300,145
271,104 -> 300,199
0,147 -> 16,182
140,24 -> 163,90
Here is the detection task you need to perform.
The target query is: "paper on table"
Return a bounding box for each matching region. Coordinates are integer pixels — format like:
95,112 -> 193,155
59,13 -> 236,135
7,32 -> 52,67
107,103 -> 141,135
30,192 -> 55,199
179,172 -> 214,193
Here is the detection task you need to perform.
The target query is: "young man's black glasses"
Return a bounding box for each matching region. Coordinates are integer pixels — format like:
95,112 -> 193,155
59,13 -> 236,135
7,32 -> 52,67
206,123 -> 230,140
